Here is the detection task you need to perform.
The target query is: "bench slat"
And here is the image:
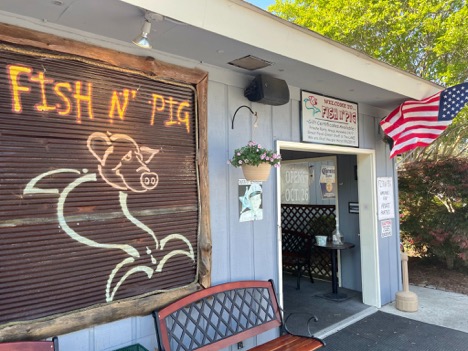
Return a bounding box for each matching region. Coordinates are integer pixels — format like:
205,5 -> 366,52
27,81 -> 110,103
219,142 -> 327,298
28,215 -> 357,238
250,334 -> 324,351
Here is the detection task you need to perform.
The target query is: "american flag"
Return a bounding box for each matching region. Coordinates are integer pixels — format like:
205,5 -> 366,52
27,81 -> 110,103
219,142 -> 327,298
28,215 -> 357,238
380,82 -> 468,158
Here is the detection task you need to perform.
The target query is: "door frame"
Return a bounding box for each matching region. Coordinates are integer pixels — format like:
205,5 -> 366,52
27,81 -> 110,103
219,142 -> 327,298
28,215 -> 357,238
276,141 -> 381,308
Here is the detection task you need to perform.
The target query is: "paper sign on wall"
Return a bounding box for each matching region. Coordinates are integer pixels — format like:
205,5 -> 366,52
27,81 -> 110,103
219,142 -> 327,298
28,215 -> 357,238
377,177 -> 395,220
239,180 -> 263,222
381,220 -> 392,238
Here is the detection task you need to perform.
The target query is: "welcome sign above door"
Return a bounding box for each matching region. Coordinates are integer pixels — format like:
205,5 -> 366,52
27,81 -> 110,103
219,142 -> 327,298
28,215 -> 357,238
301,90 -> 359,147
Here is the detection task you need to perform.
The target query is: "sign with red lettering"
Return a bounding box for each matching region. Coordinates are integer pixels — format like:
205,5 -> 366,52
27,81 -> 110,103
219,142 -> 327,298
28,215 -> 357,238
301,90 -> 359,147
380,219 -> 393,238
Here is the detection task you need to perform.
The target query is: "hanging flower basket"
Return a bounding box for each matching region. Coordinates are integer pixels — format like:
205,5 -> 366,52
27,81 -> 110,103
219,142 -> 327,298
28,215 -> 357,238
241,163 -> 272,181
228,141 -> 281,182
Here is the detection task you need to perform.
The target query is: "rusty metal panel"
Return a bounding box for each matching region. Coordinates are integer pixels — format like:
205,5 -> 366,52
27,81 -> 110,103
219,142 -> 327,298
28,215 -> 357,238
0,44 -> 199,323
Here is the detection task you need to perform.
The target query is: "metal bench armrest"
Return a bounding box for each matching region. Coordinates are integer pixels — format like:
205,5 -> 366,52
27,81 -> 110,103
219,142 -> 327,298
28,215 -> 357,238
284,312 -> 319,337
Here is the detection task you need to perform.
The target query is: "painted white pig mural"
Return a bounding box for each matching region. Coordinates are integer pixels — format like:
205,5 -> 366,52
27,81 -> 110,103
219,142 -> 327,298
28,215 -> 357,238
24,132 -> 195,302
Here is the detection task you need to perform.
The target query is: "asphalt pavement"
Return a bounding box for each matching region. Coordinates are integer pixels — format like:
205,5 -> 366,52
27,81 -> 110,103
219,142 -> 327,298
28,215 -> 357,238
316,285 -> 468,350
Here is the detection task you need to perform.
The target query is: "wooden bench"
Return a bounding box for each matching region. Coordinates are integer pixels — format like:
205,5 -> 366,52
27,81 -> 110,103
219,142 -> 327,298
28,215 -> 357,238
152,280 -> 325,351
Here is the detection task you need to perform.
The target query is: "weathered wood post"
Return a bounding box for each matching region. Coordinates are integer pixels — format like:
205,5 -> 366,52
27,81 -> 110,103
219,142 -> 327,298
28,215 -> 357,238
395,251 -> 418,312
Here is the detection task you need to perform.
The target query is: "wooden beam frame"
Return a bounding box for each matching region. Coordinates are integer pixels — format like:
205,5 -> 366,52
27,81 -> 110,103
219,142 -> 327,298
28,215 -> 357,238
0,23 -> 211,341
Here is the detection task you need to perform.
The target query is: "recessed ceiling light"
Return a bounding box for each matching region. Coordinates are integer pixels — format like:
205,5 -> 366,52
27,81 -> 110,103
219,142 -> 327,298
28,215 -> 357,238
228,55 -> 273,70
52,0 -> 64,5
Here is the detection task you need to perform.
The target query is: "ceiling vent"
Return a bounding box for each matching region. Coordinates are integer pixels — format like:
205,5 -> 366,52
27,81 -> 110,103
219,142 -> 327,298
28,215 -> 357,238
228,55 -> 273,70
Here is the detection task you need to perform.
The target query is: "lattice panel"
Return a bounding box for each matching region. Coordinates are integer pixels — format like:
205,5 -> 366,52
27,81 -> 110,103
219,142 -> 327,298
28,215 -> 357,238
281,205 -> 336,280
163,287 -> 275,350
282,205 -> 336,234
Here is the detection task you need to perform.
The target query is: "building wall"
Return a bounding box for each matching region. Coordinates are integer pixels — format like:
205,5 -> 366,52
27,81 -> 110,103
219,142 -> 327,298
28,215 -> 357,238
375,117 -> 403,304
0,13 -> 401,350
57,69 -> 401,350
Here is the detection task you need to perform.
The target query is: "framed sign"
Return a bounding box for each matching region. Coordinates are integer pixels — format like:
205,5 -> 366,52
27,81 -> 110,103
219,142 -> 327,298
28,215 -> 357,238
301,90 -> 359,147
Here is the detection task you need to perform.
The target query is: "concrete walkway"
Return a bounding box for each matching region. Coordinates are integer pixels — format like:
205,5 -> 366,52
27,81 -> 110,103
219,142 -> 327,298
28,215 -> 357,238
380,285 -> 468,333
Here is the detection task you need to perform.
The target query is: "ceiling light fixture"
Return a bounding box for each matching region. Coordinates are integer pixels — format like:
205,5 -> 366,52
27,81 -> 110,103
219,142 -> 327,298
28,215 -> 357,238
132,18 -> 152,49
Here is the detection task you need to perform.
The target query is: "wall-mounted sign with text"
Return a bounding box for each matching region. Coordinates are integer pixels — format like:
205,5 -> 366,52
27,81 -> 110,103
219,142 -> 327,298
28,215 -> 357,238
377,177 -> 395,220
380,220 -> 393,238
280,162 -> 310,204
301,90 -> 359,147
320,165 -> 336,200
0,44 -> 199,325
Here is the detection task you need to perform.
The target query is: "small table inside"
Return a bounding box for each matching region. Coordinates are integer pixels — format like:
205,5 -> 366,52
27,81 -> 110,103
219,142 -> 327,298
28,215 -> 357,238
315,241 -> 355,301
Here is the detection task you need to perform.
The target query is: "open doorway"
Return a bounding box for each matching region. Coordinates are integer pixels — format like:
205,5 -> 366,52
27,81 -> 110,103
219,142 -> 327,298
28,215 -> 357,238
276,141 -> 381,320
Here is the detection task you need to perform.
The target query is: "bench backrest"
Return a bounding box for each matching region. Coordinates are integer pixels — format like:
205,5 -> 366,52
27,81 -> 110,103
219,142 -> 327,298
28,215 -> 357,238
153,280 -> 282,351
0,338 -> 58,351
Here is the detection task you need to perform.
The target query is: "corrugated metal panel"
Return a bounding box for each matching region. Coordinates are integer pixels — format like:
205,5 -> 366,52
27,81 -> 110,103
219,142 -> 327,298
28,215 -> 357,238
0,45 -> 199,323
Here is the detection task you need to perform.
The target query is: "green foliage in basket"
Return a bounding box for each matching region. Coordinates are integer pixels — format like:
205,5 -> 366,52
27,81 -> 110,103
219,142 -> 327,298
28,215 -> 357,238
228,141 -> 281,168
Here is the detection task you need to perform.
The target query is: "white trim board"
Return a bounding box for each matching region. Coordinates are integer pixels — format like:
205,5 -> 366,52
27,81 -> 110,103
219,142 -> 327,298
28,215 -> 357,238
276,141 -> 381,309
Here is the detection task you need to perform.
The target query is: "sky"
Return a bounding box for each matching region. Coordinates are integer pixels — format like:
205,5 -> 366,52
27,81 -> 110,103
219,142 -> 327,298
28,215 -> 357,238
246,0 -> 276,10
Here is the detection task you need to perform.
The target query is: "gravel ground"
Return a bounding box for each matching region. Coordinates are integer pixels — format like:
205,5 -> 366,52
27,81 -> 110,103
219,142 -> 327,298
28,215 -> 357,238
408,257 -> 468,295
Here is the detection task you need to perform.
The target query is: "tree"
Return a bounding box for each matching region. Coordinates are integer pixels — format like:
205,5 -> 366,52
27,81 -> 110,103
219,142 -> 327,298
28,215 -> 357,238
270,0 -> 467,85
269,0 -> 468,160
398,158 -> 468,269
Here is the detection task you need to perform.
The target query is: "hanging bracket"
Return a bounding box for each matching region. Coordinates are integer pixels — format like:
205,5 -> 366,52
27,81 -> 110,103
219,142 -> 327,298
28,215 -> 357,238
231,105 -> 257,129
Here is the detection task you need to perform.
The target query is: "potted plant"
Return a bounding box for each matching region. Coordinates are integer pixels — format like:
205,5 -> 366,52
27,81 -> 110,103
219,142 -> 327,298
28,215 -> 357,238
308,215 -> 336,243
228,141 -> 281,181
